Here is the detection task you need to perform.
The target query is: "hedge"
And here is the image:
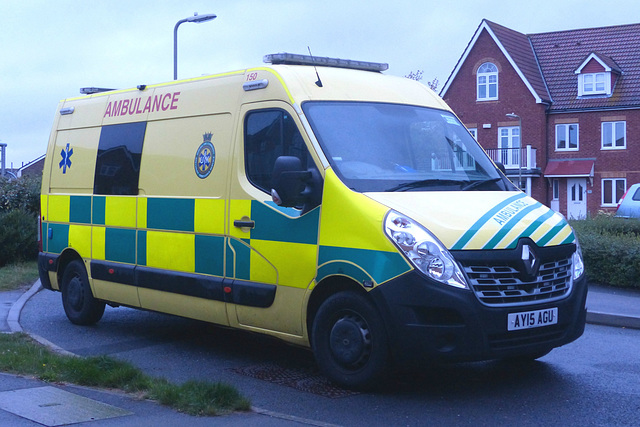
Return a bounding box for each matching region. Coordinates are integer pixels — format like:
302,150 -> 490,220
0,175 -> 41,266
570,215 -> 640,289
0,175 -> 40,216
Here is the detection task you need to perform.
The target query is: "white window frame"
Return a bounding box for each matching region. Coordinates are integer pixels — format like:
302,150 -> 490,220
468,128 -> 477,140
555,124 -> 579,151
498,126 -> 520,167
601,178 -> 626,207
477,63 -> 498,101
578,72 -> 610,96
601,121 -> 626,150
552,179 -> 560,201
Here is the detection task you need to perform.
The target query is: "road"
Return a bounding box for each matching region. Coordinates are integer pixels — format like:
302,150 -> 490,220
21,288 -> 640,426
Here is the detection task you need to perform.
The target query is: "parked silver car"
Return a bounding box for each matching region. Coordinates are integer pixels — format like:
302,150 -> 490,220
616,183 -> 640,218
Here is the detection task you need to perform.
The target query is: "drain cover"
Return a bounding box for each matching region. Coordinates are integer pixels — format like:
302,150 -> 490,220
230,363 -> 359,398
0,386 -> 132,426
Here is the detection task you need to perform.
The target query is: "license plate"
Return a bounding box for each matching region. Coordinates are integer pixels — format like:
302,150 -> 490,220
508,307 -> 558,331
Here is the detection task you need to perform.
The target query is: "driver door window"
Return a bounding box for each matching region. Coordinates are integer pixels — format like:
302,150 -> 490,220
244,109 -> 312,193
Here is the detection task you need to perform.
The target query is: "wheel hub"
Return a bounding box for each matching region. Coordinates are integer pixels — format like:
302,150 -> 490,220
329,314 -> 371,368
67,276 -> 83,310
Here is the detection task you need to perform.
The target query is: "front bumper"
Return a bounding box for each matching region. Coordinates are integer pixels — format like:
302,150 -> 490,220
369,270 -> 587,366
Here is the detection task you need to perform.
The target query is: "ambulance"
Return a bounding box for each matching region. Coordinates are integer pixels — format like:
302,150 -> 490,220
38,53 -> 587,389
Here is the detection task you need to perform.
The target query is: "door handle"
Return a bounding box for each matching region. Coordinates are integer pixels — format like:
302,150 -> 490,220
233,219 -> 255,229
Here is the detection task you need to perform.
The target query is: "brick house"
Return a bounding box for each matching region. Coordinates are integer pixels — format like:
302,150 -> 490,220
441,20 -> 640,219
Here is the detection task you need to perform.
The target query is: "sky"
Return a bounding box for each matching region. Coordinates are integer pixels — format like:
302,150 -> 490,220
1,0 -> 638,170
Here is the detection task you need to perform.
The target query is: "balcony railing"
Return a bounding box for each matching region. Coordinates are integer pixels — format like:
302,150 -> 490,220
486,145 -> 537,170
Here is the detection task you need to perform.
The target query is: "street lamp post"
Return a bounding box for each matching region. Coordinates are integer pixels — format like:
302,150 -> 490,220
0,143 -> 6,178
506,113 -> 522,191
173,12 -> 217,80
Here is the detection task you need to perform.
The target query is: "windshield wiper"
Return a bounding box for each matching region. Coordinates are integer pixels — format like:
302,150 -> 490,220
386,179 -> 469,192
461,177 -> 502,191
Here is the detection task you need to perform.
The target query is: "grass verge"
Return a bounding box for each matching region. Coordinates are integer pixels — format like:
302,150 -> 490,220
0,333 -> 251,416
0,261 -> 38,292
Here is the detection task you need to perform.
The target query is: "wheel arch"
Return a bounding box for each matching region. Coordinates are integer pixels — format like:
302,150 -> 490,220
55,248 -> 85,288
307,275 -> 369,341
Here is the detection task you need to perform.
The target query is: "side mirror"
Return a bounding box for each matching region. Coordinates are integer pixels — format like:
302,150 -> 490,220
271,156 -> 312,208
495,161 -> 507,175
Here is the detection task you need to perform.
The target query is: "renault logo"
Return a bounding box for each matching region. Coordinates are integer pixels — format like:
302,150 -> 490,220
521,244 -> 538,277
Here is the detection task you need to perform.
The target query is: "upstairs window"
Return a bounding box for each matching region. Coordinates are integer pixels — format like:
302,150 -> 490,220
555,124 -> 579,151
579,73 -> 608,95
477,62 -> 498,101
575,54 -> 616,97
602,121 -> 626,149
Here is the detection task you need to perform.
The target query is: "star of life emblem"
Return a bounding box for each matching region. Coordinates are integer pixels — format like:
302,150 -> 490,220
194,133 -> 215,179
59,143 -> 73,174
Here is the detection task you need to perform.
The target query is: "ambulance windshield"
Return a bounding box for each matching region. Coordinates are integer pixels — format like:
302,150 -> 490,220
303,101 -> 515,193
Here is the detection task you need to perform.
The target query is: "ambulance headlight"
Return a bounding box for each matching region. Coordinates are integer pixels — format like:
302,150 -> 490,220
385,211 -> 468,289
572,235 -> 585,280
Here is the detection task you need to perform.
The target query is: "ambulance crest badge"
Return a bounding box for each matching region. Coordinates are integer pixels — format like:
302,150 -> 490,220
194,132 -> 215,179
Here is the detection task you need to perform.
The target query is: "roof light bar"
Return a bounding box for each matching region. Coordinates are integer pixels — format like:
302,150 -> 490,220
264,53 -> 388,72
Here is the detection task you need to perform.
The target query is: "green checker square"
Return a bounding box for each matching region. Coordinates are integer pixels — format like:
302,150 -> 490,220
69,196 -> 92,224
146,198 -> 195,232
105,228 -> 136,264
92,196 -> 106,225
47,223 -> 69,254
137,230 -> 147,266
195,235 -> 225,276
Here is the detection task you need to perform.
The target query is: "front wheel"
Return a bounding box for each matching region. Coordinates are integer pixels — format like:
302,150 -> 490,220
61,260 -> 105,325
311,291 -> 390,390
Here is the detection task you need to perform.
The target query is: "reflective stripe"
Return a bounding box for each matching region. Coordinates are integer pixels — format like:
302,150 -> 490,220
482,202 -> 543,250
505,208 -> 556,249
451,193 -> 526,250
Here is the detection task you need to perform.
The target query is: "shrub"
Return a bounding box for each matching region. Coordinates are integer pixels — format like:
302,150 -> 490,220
0,209 -> 38,267
570,216 -> 640,289
0,175 -> 41,216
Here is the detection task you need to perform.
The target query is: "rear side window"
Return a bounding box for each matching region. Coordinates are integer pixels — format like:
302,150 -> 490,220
633,187 -> 640,201
244,109 -> 311,193
94,122 -> 147,195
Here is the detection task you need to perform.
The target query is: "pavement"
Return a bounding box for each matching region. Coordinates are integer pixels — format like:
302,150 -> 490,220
1,280 -> 639,426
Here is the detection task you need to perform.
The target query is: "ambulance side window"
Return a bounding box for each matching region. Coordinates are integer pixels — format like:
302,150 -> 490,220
244,109 -> 312,194
93,122 -> 146,195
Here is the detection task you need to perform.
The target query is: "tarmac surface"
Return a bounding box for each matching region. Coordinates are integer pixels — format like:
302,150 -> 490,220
1,280 -> 639,426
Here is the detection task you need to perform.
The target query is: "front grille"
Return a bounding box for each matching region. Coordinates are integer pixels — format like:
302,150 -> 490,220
461,256 -> 573,307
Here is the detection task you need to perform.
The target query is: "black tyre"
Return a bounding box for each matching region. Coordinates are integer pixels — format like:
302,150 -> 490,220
311,291 -> 390,390
61,260 -> 105,325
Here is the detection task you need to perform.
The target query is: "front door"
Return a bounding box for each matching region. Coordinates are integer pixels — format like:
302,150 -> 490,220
226,102 -> 323,337
567,178 -> 587,219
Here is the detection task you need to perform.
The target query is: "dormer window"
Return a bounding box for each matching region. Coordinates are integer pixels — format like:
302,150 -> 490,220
580,73 -> 607,95
477,62 -> 498,101
575,53 -> 620,97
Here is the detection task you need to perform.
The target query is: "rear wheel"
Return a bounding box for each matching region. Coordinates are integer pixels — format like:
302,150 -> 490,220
61,260 -> 105,325
311,291 -> 390,390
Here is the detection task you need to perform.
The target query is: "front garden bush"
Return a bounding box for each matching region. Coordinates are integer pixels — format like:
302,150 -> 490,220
0,175 -> 41,266
570,215 -> 640,289
0,174 -> 41,216
0,209 -> 38,267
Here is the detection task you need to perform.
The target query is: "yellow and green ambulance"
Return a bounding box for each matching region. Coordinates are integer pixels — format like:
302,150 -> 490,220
39,53 -> 587,389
